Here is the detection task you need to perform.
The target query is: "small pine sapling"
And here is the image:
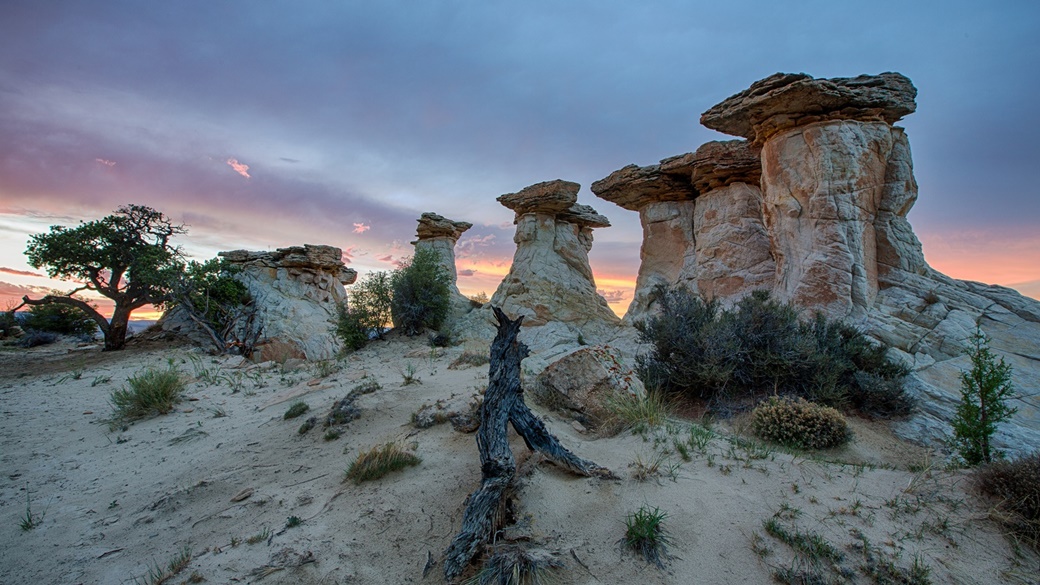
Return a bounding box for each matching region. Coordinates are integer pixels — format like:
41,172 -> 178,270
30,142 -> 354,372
952,327 -> 1017,465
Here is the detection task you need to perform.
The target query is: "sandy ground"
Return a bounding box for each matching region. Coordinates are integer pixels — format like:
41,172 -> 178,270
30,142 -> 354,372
2,334 -> 1038,585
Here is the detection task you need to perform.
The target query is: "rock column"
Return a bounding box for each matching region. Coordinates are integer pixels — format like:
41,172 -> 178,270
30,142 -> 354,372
412,212 -> 473,319
701,72 -> 918,317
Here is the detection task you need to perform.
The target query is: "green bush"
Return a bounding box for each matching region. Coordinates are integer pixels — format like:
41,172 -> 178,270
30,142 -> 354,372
751,396 -> 851,450
110,366 -> 185,421
336,270 -> 393,351
391,247 -> 451,336
635,288 -> 912,416
952,328 -> 1017,465
975,452 -> 1040,550
624,505 -> 671,568
23,302 -> 98,336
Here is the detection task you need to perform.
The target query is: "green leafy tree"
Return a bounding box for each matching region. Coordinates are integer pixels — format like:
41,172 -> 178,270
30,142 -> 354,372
22,204 -> 186,351
390,247 -> 451,336
952,327 -> 1017,465
336,270 -> 393,351
167,258 -> 254,354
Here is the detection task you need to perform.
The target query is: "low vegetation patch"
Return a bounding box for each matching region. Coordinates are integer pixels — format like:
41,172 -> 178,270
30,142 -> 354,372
283,401 -> 310,420
449,350 -> 490,370
604,390 -> 673,435
345,442 -> 421,484
468,544 -> 563,585
635,288 -> 912,417
110,366 -> 185,422
751,397 -> 851,450
975,451 -> 1040,550
623,505 -> 671,568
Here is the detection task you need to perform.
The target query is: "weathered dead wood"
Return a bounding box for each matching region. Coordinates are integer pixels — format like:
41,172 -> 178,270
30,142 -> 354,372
442,307 -> 613,582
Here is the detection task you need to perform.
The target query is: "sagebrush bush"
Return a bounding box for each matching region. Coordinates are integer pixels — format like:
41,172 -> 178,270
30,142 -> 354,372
110,366 -> 185,421
975,452 -> 1040,550
17,330 -> 59,348
751,396 -> 851,450
391,247 -> 451,336
636,288 -> 912,416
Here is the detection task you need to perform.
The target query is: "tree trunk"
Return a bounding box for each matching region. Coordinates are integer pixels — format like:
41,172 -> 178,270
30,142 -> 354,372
105,304 -> 133,351
442,307 -> 613,582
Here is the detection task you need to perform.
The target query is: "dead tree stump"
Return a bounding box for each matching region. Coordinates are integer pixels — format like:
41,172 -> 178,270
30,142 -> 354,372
442,307 -> 614,582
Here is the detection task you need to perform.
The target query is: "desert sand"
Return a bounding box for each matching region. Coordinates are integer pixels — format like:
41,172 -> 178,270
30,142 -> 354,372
2,334 -> 1037,584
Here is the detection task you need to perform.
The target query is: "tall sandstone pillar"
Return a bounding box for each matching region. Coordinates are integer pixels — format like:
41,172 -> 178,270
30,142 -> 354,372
412,212 -> 473,319
701,72 -> 920,317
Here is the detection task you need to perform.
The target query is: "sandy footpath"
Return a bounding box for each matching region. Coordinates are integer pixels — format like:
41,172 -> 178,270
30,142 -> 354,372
1,335 -> 1037,584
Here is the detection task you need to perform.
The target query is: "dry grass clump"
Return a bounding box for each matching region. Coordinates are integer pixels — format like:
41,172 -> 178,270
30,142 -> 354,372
110,366 -> 185,422
975,451 -> 1040,550
751,397 -> 851,450
466,544 -> 563,585
345,442 -> 421,484
603,390 -> 673,435
283,401 -> 309,420
449,350 -> 490,370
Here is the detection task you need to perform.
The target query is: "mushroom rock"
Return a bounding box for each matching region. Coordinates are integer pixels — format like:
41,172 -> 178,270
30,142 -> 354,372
218,244 -> 356,361
698,72 -> 1040,455
703,72 -> 918,319
592,163 -> 696,322
480,180 -> 619,355
411,212 -> 474,320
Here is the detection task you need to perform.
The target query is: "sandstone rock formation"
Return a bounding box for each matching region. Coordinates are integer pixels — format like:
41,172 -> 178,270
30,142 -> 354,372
596,71 -> 1039,455
532,345 -> 645,428
454,180 -> 621,373
592,140 -> 772,322
219,244 -> 357,361
489,180 -> 618,338
411,212 -> 474,320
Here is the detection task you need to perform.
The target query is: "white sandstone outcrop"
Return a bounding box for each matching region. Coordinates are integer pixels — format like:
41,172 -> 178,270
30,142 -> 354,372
219,244 -> 357,361
412,212 -> 474,321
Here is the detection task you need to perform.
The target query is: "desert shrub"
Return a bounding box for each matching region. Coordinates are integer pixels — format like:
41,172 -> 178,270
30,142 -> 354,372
345,442 -> 421,484
449,349 -> 490,370
17,330 -> 59,348
0,310 -> 18,337
391,247 -> 451,336
110,366 -> 185,421
636,288 -> 911,416
751,396 -> 851,450
22,302 -> 97,336
975,452 -> 1040,549
469,544 -> 563,585
336,270 -> 394,351
952,327 -> 1017,465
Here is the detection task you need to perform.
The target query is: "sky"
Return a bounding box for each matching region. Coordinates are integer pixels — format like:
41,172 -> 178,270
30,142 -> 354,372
2,1 -> 1039,320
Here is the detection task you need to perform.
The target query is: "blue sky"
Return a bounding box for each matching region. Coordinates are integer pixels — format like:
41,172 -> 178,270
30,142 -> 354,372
2,1 -> 1038,314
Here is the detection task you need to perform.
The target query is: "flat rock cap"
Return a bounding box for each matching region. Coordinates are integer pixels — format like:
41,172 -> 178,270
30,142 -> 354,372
686,140 -> 762,193
591,163 -> 696,211
700,72 -> 917,142
415,212 -> 472,240
498,180 -> 609,227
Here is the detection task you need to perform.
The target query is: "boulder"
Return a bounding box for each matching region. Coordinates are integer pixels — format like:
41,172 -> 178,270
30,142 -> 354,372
219,244 -> 356,361
533,345 -> 645,427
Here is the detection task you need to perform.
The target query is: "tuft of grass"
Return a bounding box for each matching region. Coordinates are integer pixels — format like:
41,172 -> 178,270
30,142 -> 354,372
449,350 -> 490,370
465,544 -> 563,585
345,442 -> 421,484
110,366 -> 184,423
975,451 -> 1040,551
246,527 -> 271,545
323,429 -> 342,441
137,545 -> 192,585
285,515 -> 302,529
313,359 -> 341,378
630,452 -> 665,481
91,374 -> 112,387
19,489 -> 43,531
283,401 -> 310,420
762,517 -> 844,565
399,362 -> 421,386
604,390 -> 673,435
623,505 -> 671,568
352,379 -> 382,395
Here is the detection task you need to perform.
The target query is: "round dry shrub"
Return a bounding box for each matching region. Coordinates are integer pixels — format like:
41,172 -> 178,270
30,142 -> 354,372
751,396 -> 851,450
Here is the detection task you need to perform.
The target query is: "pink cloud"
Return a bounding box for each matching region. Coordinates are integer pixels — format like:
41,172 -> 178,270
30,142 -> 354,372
95,158 -> 116,167
353,222 -> 371,234
377,254 -> 395,263
0,267 -> 44,278
458,268 -> 477,277
598,289 -> 628,304
226,158 -> 251,179
456,234 -> 496,258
